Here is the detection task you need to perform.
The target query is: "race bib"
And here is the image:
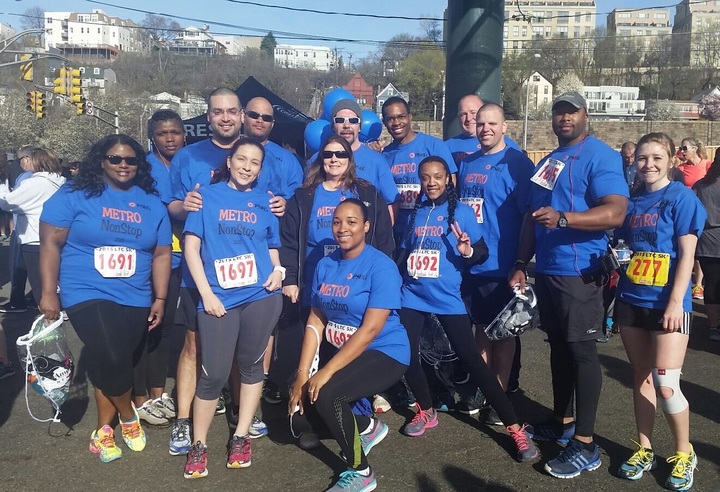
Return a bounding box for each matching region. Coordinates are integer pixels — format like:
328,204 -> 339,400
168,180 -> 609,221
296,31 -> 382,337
323,244 -> 339,256
214,253 -> 258,289
407,249 -> 441,278
326,320 -> 358,349
625,251 -> 670,287
94,246 -> 136,278
397,183 -> 421,210
461,197 -> 484,223
531,158 -> 566,191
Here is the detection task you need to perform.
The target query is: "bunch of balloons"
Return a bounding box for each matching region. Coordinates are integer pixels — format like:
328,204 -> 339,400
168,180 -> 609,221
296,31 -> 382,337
304,88 -> 383,152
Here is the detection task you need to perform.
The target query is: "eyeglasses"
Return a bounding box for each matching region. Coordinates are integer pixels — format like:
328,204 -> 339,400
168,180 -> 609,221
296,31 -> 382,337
245,110 -> 274,122
383,113 -> 408,123
104,155 -> 140,166
210,108 -> 241,117
333,117 -> 360,125
321,150 -> 350,159
679,145 -> 695,151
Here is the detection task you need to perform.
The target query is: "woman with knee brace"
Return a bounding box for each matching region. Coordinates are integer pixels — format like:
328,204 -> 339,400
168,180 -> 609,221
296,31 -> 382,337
614,132 -> 706,491
288,199 -> 409,492
181,137 -> 284,479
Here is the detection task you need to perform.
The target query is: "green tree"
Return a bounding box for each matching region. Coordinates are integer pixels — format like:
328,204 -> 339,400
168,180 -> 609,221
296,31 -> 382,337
395,46 -> 445,119
260,32 -> 277,58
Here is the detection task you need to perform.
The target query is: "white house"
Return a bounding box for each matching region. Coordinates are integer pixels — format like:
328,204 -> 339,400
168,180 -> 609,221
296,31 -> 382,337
376,83 -> 409,115
582,85 -> 645,120
522,71 -> 553,115
274,44 -> 334,71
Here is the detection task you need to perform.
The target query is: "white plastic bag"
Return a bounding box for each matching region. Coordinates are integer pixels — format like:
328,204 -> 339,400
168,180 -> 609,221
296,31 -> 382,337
484,285 -> 540,341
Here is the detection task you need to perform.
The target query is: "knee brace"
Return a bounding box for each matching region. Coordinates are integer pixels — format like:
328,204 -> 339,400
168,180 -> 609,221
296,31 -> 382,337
651,368 -> 688,414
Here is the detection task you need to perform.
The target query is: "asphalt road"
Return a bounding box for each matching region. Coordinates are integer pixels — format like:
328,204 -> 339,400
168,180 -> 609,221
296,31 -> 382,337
0,242 -> 718,491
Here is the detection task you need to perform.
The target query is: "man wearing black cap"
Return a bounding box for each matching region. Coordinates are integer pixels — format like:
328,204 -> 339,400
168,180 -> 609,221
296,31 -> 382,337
509,91 -> 628,479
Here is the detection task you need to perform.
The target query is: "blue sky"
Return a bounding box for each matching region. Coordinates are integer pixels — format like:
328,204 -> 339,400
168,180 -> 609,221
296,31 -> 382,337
0,1 -> 677,58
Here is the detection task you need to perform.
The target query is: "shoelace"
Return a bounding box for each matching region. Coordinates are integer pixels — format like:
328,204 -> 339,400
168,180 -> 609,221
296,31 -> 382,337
410,408 -> 434,426
626,441 -> 653,466
187,443 -> 206,466
230,437 -> 251,457
122,421 -> 142,439
557,439 -> 583,462
508,425 -> 531,451
96,431 -> 116,450
336,469 -> 362,487
667,452 -> 696,478
173,422 -> 189,440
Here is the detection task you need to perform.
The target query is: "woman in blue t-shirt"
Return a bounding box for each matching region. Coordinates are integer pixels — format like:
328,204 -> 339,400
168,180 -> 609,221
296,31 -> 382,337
398,156 -> 538,463
39,134 -> 172,463
614,132 -> 706,490
181,137 -> 284,479
288,198 -> 409,492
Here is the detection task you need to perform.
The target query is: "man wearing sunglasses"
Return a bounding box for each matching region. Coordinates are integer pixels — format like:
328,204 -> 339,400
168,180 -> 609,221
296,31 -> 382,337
242,97 -> 303,206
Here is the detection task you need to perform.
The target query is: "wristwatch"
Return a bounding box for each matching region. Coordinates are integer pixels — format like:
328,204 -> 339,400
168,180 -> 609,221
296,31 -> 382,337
557,211 -> 568,228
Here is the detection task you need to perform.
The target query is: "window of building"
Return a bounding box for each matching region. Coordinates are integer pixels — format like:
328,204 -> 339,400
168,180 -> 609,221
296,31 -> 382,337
533,26 -> 543,37
545,27 -> 552,37
544,97 -> 549,104
46,17 -> 52,24
94,68 -> 100,75
558,11 -> 569,24
557,26 -> 568,37
655,13 -> 666,19
638,13 -> 648,18
504,10 -> 509,20
574,27 -> 580,38
535,12 -> 544,23
79,67 -> 85,73
522,26 -> 527,37
91,14 -> 98,22
618,13 -> 631,18
512,40 -> 519,49
504,26 -> 508,38
544,86 -> 549,94
575,12 -> 581,22
98,28 -> 101,33
513,26 -> 519,36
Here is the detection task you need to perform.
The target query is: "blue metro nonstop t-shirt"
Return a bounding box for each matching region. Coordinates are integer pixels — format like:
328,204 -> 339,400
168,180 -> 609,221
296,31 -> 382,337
170,139 -> 230,202
40,184 -> 172,309
445,134 -> 521,168
529,136 -> 628,276
400,200 -> 482,315
616,181 -> 706,312
148,153 -> 182,269
383,133 -> 457,235
256,141 -> 303,199
184,183 -> 281,311
312,245 -> 410,365
458,147 -> 534,277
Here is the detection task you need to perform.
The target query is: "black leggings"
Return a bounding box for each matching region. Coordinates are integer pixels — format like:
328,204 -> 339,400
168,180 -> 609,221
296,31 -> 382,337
699,257 -> 720,305
302,350 -> 406,470
133,266 -> 182,396
399,308 -> 519,427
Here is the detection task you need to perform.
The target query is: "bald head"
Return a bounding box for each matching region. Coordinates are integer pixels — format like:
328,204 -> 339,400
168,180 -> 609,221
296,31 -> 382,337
621,142 -> 636,166
457,94 -> 484,137
476,103 -> 507,154
243,97 -> 275,143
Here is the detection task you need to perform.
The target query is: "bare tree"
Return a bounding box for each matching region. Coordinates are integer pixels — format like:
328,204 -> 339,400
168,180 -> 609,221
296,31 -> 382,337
420,17 -> 442,45
141,14 -> 182,46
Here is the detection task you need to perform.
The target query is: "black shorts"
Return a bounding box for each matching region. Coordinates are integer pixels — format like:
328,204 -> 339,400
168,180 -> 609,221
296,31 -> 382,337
613,299 -> 692,335
175,287 -> 200,331
535,273 -> 604,343
461,275 -> 513,325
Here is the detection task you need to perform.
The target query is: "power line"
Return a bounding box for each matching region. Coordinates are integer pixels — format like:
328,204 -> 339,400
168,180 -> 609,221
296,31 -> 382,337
221,0 -> 444,21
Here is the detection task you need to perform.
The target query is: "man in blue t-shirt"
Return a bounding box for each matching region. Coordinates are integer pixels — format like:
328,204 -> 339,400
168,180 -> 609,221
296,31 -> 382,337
509,92 -> 628,479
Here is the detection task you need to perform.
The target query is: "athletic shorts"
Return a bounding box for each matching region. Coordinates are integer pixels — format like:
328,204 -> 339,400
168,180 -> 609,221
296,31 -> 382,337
175,287 -> 200,331
613,299 -> 692,335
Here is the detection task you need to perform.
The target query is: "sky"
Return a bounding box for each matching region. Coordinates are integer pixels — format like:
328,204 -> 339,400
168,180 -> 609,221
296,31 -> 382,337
0,1 -> 680,59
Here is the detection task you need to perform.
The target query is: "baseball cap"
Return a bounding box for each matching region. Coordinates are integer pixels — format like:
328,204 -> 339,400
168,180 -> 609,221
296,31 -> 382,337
552,91 -> 587,111
331,99 -> 362,119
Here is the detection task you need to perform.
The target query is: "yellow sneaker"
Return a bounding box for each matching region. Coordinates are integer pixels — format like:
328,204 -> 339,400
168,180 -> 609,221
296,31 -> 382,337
89,425 -> 122,462
119,403 -> 147,451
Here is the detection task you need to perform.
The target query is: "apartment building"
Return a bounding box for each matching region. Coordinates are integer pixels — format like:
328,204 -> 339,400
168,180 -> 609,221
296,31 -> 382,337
583,85 -> 645,120
169,26 -> 225,56
274,44 -> 334,71
0,23 -> 16,41
503,1 -> 596,54
213,35 -> 262,56
673,0 -> 720,66
607,8 -> 672,46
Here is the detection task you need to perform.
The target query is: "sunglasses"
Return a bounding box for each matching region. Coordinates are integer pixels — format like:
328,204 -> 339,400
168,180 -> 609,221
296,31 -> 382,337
333,117 -> 360,125
679,146 -> 695,151
245,110 -> 274,122
104,155 -> 140,166
321,150 -> 350,159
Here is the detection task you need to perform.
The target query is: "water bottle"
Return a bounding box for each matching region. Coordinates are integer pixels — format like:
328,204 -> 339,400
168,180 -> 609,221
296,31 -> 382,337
614,239 -> 631,264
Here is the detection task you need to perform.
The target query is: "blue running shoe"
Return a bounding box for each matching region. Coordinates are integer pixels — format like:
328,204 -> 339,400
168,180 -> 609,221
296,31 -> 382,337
617,443 -> 656,481
327,468 -> 377,492
665,445 -> 697,491
169,418 -> 192,456
544,439 -> 601,479
526,420 -> 575,445
361,419 -> 388,455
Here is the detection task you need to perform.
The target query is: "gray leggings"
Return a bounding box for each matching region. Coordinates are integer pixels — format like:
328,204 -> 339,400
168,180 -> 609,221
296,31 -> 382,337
195,294 -> 282,400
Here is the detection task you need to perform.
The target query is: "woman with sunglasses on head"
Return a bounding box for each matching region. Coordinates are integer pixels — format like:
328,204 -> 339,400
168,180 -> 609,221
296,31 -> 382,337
39,134 -> 172,463
181,137 -> 284,479
396,156 -> 538,462
613,133 -> 706,491
130,110 -> 186,426
289,198 -> 409,492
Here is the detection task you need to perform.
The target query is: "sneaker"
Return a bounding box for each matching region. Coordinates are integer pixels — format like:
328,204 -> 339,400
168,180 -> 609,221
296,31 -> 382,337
184,441 -> 208,479
119,404 -> 146,451
691,285 -> 704,300
508,424 -> 539,462
154,393 -> 176,419
526,419 -> 575,445
249,416 -> 268,438
484,407 -> 503,426
455,388 -> 486,415
298,432 -> 321,450
617,443 -> 657,481
89,425 -> 122,463
226,434 -> 252,469
0,302 -> 27,313
402,407 -> 438,437
709,328 -> 720,341
506,379 -> 520,394
263,378 -> 282,404
361,419 -> 388,455
137,400 -> 170,426
215,392 -> 227,415
372,394 -> 392,414
327,468 -> 377,492
544,439 -> 601,479
665,445 -> 697,491
433,392 -> 455,413
0,361 -> 16,381
169,418 -> 192,456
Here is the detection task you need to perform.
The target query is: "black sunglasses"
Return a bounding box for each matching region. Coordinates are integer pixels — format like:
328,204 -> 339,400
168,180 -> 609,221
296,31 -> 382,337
245,110 -> 274,122
333,117 -> 360,125
104,155 -> 140,166
321,150 -> 350,159
679,145 -> 694,151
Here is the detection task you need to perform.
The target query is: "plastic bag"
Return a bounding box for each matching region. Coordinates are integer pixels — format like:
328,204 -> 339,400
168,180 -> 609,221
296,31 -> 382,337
16,315 -> 75,422
484,285 -> 540,341
420,313 -> 458,367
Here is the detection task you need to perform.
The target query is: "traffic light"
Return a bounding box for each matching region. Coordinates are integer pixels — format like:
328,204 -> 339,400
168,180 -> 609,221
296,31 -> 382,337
19,54 -> 33,82
35,92 -> 46,118
54,67 -> 68,95
26,91 -> 36,113
75,99 -> 85,116
68,68 -> 82,103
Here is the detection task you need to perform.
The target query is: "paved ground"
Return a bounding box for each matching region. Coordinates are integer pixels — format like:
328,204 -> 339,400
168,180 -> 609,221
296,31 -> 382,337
0,242 -> 718,491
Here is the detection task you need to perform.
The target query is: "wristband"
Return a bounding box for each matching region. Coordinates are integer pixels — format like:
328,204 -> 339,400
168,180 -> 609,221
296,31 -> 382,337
273,265 -> 286,281
461,247 -> 474,259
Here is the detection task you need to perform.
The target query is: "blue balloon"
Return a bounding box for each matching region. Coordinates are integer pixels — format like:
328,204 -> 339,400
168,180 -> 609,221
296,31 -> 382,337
304,119 -> 332,153
322,88 -> 355,121
359,109 -> 382,143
